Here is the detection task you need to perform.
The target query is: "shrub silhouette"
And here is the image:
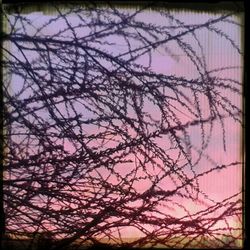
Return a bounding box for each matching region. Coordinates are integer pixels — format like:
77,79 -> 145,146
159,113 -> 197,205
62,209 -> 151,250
2,2 -> 243,249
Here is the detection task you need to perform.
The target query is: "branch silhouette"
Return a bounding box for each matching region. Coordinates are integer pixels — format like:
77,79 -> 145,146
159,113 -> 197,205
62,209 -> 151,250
2,2 -> 243,249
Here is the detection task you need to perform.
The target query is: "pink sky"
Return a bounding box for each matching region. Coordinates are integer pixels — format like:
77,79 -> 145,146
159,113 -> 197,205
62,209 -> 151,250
6,7 -> 243,245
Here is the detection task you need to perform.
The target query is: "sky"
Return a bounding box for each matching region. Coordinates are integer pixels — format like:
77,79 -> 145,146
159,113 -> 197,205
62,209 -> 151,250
4,6 -> 244,245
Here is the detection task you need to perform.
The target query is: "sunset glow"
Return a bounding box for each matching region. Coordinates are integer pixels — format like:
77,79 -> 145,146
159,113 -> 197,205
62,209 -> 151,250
2,3 -> 244,249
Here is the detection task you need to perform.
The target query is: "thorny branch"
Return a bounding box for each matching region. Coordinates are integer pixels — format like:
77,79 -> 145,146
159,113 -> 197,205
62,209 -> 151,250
2,2 -> 243,249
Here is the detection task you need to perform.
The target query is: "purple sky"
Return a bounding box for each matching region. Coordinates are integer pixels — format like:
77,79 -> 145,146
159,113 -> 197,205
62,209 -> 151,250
5,8 -> 243,242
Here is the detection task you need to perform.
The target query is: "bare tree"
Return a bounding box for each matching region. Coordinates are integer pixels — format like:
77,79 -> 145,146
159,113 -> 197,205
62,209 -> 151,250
2,2 -> 244,249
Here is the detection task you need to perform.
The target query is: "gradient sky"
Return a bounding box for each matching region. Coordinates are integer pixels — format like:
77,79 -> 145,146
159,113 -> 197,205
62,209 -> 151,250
6,7 -> 243,242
